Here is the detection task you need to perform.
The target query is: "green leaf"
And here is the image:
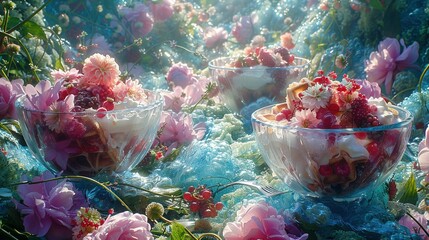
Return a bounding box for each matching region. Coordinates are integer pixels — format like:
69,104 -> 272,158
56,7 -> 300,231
397,172 -> 418,205
369,0 -> 385,10
21,21 -> 47,41
171,222 -> 193,240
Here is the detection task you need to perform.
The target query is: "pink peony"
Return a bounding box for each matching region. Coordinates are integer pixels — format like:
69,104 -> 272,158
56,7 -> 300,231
355,79 -> 381,98
51,68 -> 83,83
166,62 -> 196,88
14,171 -> 87,239
0,78 -> 24,119
203,27 -> 228,49
80,54 -> 120,88
158,111 -> 206,148
398,211 -> 428,239
231,15 -> 254,44
120,3 -> 154,38
24,80 -> 62,111
365,38 -> 419,94
150,0 -> 175,22
83,211 -> 153,240
223,201 -> 308,240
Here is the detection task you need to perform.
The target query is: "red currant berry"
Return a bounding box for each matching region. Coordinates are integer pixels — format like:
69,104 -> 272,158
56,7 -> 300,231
190,202 -> 200,212
366,142 -> 379,156
188,186 -> 195,193
201,190 -> 212,200
354,132 -> 367,139
96,107 -> 107,118
183,192 -> 193,202
215,202 -> 224,211
102,100 -> 114,111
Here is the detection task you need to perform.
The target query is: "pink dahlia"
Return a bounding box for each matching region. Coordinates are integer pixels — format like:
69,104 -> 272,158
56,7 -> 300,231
365,38 -> 419,94
83,211 -> 153,240
51,68 -> 83,83
80,54 -> 120,88
150,0 -> 175,22
223,201 -> 308,240
0,78 -> 24,119
231,15 -> 254,44
15,171 -> 87,240
44,95 -> 75,133
166,62 -> 195,88
203,27 -> 228,49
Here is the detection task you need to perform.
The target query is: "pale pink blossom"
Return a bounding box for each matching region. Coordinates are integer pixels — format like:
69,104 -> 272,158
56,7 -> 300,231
300,83 -> 331,110
44,95 -> 75,133
15,171 -> 87,240
51,68 -> 83,83
86,34 -> 114,56
162,87 -> 186,112
150,0 -> 175,22
24,80 -> 62,111
365,38 -> 419,94
80,54 -> 120,88
231,15 -> 254,44
418,125 -> 429,173
355,79 -> 381,98
0,78 -> 24,119
280,32 -> 295,50
290,109 -> 320,128
112,81 -> 128,102
203,27 -> 228,49
223,201 -> 308,240
83,211 -> 153,240
166,62 -> 195,88
119,3 -> 154,38
158,111 -> 206,148
398,211 -> 428,239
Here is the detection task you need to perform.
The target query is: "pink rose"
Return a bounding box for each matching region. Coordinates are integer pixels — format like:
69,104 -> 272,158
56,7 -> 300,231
231,15 -> 254,44
150,0 -> 175,22
166,62 -> 195,88
203,27 -> 228,49
223,201 -> 308,240
83,211 -> 153,240
0,78 -> 24,119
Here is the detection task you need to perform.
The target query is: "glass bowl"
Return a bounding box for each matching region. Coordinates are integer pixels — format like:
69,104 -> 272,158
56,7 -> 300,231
208,56 -> 310,113
15,89 -> 163,177
251,105 -> 413,200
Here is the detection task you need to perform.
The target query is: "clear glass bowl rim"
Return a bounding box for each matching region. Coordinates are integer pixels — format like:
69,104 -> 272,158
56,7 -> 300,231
15,89 -> 164,116
251,104 -> 414,133
208,56 -> 310,71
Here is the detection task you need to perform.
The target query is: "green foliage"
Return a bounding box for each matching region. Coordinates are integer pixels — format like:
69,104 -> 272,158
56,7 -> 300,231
397,172 -> 418,205
171,222 -> 193,240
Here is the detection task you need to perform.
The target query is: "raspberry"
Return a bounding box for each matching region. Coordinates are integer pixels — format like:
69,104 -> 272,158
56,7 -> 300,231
273,46 -> 291,64
74,89 -> 100,110
258,47 -> 277,67
351,95 -> 370,127
280,108 -> 293,120
91,85 -> 114,103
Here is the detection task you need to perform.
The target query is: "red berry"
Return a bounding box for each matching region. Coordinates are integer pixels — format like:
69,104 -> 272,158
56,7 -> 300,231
102,100 -> 114,111
201,190 -> 212,200
190,202 -> 200,212
183,192 -> 194,202
280,109 -> 293,120
108,208 -> 114,215
275,113 -> 286,121
215,202 -> 224,211
188,186 -> 195,193
333,160 -> 350,177
366,142 -> 379,156
354,132 -> 367,139
96,107 -> 107,118
319,164 -> 333,176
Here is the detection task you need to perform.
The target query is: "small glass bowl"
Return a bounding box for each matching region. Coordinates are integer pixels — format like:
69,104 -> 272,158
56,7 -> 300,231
15,90 -> 163,177
209,57 -> 310,113
252,104 -> 413,200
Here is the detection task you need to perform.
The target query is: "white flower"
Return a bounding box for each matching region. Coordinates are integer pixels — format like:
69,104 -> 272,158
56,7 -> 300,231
301,83 -> 331,109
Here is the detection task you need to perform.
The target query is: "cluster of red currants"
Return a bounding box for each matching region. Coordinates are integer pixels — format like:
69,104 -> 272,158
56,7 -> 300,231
183,185 -> 223,218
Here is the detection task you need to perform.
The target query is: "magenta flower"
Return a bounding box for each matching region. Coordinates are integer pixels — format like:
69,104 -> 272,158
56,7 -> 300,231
365,38 -> 419,94
24,80 -> 62,111
150,0 -> 175,22
158,111 -> 206,148
223,201 -> 308,240
83,211 -> 153,240
15,171 -> 87,239
44,135 -> 81,170
398,211 -> 428,239
120,3 -> 154,38
80,54 -> 120,88
231,15 -> 254,44
203,27 -> 228,49
51,68 -> 83,83
166,62 -> 196,88
355,79 -> 381,98
0,78 -> 24,119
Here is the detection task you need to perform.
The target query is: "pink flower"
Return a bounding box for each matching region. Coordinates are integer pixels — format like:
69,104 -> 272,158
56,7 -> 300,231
24,80 -> 62,111
83,211 -> 153,240
44,136 -> 81,170
418,125 -> 429,173
44,95 -> 75,133
365,38 -> 419,94
355,79 -> 381,98
162,87 -> 186,112
231,15 -> 254,44
290,109 -> 320,128
86,34 -> 114,56
158,111 -> 206,148
223,201 -> 308,240
398,211 -> 428,239
80,54 -> 120,88
51,68 -> 83,83
203,27 -> 228,49
166,62 -> 195,88
15,171 -> 87,239
150,0 -> 175,22
301,83 -> 331,110
0,78 -> 24,119
280,32 -> 295,49
120,3 -> 154,38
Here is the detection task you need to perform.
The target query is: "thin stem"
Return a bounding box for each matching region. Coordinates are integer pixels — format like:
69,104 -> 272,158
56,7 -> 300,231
10,175 -> 132,212
2,8 -> 10,32
114,182 -> 181,199
0,227 -> 19,240
6,0 -> 53,34
6,55 -> 14,77
198,233 -> 223,240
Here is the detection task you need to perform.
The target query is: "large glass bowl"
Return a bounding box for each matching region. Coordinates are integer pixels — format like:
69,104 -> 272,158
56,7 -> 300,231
252,105 -> 413,200
209,57 -> 310,113
15,90 -> 163,177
